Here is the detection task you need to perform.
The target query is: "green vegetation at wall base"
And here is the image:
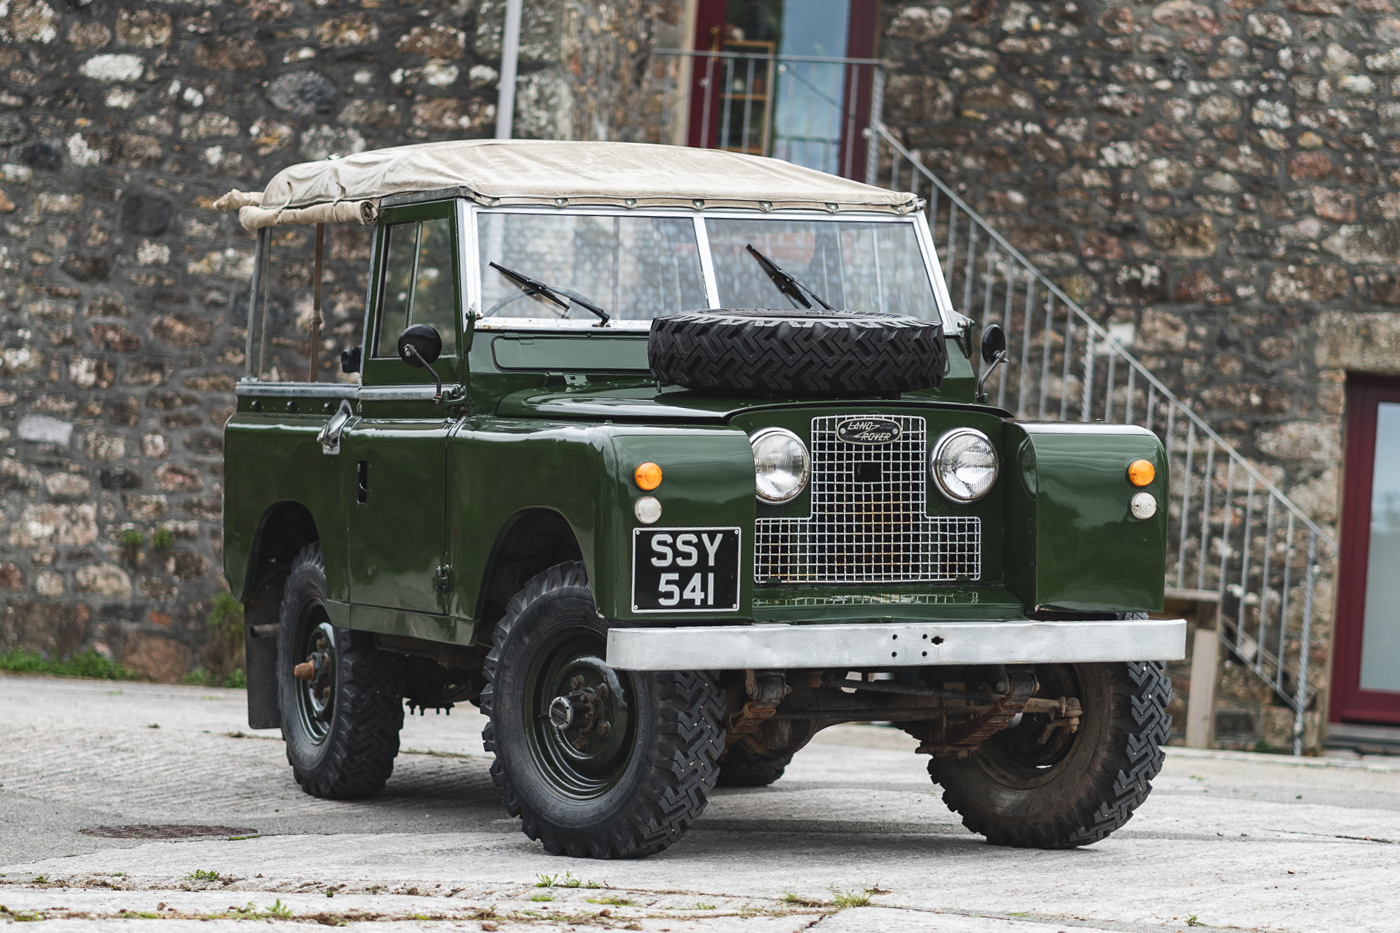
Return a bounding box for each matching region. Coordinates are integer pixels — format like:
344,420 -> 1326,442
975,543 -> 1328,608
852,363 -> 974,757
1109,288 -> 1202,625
0,648 -> 136,681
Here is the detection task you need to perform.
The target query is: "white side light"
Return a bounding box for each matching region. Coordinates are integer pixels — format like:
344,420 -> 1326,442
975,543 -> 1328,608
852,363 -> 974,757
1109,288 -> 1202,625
1130,492 -> 1157,520
750,427 -> 810,503
930,428 -> 999,502
634,496 -> 662,524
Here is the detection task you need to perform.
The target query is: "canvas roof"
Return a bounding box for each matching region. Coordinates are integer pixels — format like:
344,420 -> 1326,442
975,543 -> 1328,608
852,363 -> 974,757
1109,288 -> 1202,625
213,139 -> 920,229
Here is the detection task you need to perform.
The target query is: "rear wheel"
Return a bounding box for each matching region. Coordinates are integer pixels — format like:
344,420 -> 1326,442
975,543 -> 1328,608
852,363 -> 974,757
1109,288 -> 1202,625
278,544 -> 405,799
717,744 -> 793,787
928,661 -> 1171,848
481,561 -> 726,858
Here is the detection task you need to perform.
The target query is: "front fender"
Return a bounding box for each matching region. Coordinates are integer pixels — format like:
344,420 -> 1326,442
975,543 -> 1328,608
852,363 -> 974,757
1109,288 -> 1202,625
1002,423 -> 1167,613
598,428 -> 756,620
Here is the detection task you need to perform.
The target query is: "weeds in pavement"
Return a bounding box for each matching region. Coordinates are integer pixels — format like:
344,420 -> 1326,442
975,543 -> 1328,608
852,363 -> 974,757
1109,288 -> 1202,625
535,872 -> 601,889
1188,916 -> 1204,927
185,869 -> 220,882
586,895 -> 636,907
781,892 -> 825,907
690,903 -> 717,910
831,888 -> 873,908
530,894 -> 554,902
0,648 -> 135,681
223,900 -> 291,920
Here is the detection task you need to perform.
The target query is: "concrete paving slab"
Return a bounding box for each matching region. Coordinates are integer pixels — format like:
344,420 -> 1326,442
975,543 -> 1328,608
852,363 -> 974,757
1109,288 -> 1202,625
3,673 -> 1399,933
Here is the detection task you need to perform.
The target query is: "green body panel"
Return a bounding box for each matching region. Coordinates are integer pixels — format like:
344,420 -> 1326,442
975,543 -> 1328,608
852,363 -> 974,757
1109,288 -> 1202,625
223,196 -> 1171,653
223,411 -> 350,603
1001,424 -> 1168,613
443,420 -> 757,624
349,603 -> 473,645
343,411 -> 451,614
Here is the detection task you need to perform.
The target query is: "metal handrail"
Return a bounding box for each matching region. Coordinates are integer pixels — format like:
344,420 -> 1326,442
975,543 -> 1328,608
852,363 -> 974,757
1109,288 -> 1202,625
875,125 -> 1329,540
653,48 -> 882,66
652,49 -> 881,179
869,122 -> 1335,754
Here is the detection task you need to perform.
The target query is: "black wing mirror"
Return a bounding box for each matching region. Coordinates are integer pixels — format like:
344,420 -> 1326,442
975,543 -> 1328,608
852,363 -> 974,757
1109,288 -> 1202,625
980,323 -> 1007,365
340,346 -> 361,374
396,324 -> 443,399
975,323 -> 1008,401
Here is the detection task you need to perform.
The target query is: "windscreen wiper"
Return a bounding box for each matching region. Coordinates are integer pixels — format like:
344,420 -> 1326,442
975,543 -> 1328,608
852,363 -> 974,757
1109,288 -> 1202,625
488,261 -> 611,324
744,244 -> 832,311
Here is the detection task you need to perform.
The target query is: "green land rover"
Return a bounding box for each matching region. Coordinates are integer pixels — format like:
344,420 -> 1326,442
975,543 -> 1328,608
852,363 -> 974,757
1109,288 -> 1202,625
218,139 -> 1186,859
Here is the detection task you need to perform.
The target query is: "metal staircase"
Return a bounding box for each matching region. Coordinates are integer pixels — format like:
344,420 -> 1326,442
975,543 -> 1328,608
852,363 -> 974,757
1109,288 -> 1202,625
648,52 -> 1337,752
865,123 -> 1335,754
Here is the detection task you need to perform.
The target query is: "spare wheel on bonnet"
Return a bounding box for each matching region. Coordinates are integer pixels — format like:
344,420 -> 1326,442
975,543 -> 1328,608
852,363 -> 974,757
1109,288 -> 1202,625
648,309 -> 947,396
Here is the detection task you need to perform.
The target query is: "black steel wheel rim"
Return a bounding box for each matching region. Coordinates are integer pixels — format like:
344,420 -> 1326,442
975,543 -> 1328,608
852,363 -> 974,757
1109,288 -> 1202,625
293,601 -> 337,745
522,624 -> 635,800
974,664 -> 1083,790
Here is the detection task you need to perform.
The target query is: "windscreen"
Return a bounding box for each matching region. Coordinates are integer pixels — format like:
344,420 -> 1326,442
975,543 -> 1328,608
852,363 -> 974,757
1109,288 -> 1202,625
705,217 -> 938,319
477,212 -> 709,321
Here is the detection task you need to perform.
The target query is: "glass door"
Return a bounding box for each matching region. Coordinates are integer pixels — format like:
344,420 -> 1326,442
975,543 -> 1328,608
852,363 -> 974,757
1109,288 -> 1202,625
1333,378 -> 1400,724
688,0 -> 877,178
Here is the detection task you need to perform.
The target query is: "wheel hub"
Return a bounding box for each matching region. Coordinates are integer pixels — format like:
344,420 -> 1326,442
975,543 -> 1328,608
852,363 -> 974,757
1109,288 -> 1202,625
548,678 -> 613,742
293,615 -> 337,743
524,628 -> 634,798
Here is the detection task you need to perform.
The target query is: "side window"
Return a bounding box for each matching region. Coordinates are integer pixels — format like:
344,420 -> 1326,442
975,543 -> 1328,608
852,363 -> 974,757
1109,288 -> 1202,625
371,216 -> 458,358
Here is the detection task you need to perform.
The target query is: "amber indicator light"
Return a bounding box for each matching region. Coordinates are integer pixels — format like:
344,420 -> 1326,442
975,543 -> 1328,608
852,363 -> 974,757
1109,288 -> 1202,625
635,462 -> 663,491
1127,459 -> 1155,487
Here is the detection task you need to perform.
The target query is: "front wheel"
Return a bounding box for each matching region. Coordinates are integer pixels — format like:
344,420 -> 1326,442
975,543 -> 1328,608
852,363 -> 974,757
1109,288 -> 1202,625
277,544 -> 405,799
928,660 -> 1171,848
481,562 -> 725,858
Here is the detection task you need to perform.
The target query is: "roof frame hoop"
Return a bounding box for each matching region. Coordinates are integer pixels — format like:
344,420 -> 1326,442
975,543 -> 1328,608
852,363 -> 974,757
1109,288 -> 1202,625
308,223 -> 325,382
245,227 -> 271,379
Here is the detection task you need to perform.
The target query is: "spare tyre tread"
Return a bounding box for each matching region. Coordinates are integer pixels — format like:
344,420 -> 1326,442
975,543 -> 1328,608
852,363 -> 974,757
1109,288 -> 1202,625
649,309 -> 946,397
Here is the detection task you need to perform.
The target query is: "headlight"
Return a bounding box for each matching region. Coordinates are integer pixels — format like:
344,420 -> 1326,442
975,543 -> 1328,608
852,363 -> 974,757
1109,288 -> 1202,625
931,428 -> 999,502
750,427 -> 810,503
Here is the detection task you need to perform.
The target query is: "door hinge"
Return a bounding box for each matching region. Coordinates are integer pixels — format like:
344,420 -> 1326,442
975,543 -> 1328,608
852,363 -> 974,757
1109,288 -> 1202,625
434,564 -> 454,592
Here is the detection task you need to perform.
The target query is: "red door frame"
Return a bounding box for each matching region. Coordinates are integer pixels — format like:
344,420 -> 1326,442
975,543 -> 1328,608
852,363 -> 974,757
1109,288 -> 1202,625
686,0 -> 878,179
1331,376 -> 1400,724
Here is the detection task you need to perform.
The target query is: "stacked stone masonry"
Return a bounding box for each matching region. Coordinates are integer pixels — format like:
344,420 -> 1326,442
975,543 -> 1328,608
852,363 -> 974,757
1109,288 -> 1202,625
0,0 -> 683,682
878,0 -> 1400,745
0,0 -> 1390,745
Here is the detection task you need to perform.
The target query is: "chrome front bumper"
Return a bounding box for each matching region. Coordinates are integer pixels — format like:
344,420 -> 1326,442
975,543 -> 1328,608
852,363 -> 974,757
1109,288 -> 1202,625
606,617 -> 1187,671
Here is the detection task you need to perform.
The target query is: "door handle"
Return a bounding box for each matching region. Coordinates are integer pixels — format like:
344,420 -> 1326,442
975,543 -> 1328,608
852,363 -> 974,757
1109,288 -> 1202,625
317,399 -> 354,455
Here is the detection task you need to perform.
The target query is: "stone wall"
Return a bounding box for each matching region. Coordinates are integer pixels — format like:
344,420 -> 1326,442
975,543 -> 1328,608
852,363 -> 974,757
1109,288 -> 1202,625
0,0 -> 682,681
3,0 -> 1391,718
878,0 -> 1400,739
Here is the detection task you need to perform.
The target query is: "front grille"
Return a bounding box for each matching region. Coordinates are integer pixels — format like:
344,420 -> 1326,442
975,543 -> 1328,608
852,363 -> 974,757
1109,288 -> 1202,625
754,415 -> 981,585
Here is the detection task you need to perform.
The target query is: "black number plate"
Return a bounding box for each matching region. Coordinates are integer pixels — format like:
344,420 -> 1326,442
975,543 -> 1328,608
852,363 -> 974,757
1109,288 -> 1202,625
632,527 -> 741,613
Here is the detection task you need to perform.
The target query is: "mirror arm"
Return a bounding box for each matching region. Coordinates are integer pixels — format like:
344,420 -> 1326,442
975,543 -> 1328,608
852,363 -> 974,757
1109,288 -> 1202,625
975,350 -> 1008,402
402,345 -> 443,400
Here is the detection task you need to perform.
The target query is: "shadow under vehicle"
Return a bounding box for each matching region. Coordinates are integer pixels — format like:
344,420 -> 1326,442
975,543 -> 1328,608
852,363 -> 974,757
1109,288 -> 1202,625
217,140 -> 1186,858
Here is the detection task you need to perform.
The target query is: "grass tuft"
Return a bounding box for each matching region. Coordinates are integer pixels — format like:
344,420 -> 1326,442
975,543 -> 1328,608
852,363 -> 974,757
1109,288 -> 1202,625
831,886 -> 882,908
0,648 -> 135,681
185,869 -> 220,882
535,872 -> 601,889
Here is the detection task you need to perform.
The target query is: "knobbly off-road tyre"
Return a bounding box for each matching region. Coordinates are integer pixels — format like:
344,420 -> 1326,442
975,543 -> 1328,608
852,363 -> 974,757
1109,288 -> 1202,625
278,543 -> 406,799
648,310 -> 946,396
480,561 -> 726,858
717,745 -> 793,787
928,660 -> 1171,848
